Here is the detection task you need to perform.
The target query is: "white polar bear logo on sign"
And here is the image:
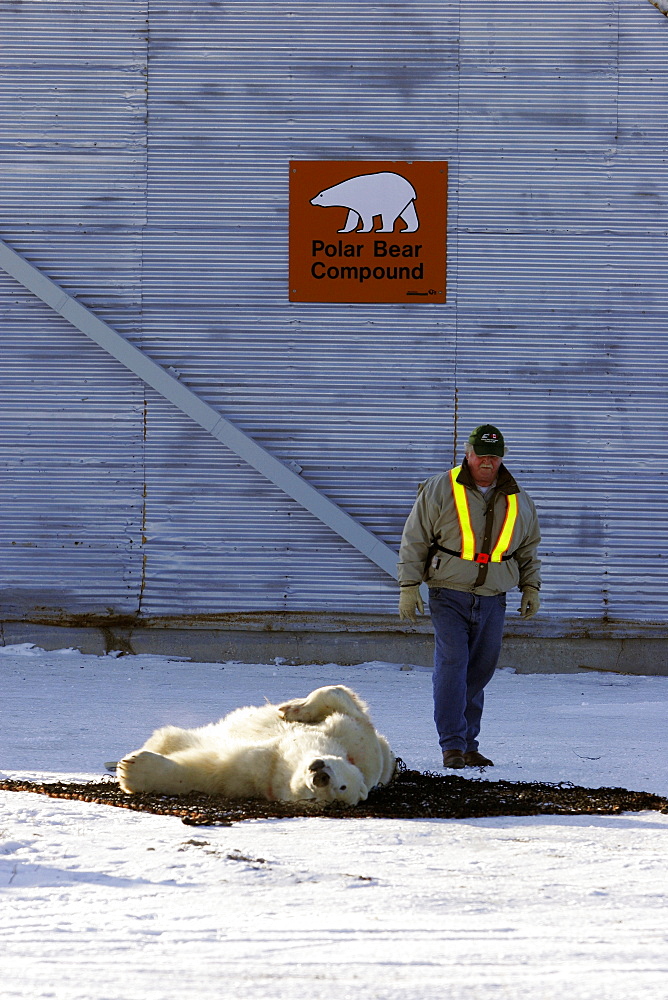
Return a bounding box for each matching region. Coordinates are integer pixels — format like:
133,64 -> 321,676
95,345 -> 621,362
311,171 -> 419,234
116,685 -> 396,807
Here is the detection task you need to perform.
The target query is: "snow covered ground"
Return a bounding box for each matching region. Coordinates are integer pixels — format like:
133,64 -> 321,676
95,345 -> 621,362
1,644 -> 667,1000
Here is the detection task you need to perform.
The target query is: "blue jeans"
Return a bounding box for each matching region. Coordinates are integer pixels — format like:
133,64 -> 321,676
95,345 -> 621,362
429,587 -> 507,752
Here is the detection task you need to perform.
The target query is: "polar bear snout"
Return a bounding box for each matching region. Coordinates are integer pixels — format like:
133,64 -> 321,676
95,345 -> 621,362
303,756 -> 368,805
309,759 -> 331,787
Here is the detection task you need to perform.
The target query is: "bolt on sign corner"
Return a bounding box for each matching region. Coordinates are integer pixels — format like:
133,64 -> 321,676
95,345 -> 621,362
289,160 -> 447,304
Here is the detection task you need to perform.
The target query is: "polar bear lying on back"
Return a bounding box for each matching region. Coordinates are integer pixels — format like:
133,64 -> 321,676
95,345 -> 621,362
117,685 -> 395,806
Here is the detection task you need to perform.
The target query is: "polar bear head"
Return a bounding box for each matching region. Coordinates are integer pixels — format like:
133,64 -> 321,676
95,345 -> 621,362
295,755 -> 368,806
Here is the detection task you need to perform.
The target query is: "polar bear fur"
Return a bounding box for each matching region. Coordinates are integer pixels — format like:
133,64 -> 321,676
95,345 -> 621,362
117,685 -> 395,807
310,171 -> 419,234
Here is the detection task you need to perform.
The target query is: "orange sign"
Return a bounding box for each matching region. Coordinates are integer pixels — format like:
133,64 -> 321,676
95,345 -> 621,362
289,160 -> 447,304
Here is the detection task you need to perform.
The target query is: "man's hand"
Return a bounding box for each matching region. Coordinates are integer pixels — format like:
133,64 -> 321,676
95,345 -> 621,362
519,586 -> 540,619
399,585 -> 424,622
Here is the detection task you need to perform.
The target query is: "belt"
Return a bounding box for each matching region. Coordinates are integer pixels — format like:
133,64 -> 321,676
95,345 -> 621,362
434,544 -> 516,565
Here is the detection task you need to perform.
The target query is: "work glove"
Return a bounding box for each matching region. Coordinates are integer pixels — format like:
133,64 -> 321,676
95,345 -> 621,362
519,586 -> 540,619
399,585 -> 424,623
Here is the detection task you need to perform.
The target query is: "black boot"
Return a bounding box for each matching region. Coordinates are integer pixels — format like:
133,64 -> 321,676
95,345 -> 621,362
442,749 -> 466,769
463,750 -> 494,767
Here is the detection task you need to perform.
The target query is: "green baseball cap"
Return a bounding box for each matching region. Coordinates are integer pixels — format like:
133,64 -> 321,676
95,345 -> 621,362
468,424 -> 505,457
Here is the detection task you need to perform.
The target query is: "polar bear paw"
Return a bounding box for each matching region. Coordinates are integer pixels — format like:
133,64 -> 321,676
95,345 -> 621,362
277,697 -> 316,723
117,750 -> 178,794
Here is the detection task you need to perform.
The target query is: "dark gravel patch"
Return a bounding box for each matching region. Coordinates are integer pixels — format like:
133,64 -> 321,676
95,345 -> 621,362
2,762 -> 666,826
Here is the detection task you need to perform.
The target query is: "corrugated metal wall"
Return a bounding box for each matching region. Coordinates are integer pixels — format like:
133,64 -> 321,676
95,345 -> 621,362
454,0 -> 668,625
0,2 -> 147,616
0,0 -> 666,630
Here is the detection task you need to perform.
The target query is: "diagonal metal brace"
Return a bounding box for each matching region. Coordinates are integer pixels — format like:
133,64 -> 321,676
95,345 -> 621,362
0,237 -> 399,581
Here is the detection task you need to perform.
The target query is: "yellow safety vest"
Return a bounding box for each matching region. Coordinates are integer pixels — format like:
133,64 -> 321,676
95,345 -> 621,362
449,465 -> 518,564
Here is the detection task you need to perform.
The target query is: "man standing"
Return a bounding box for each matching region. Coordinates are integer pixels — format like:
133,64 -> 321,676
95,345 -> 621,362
398,425 -> 541,769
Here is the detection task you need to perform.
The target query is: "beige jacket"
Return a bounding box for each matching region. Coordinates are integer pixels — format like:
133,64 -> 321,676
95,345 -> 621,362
398,460 -> 542,596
